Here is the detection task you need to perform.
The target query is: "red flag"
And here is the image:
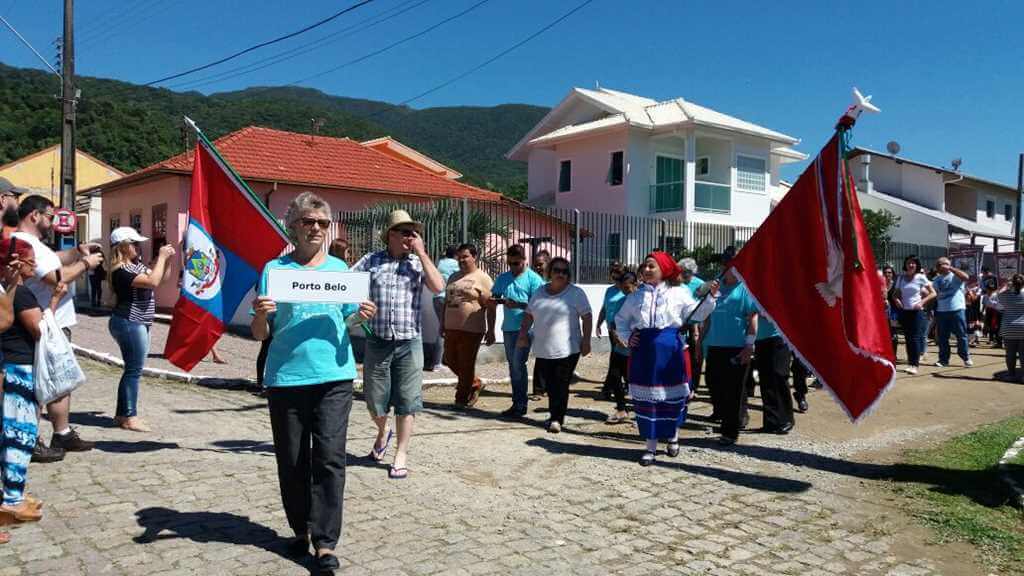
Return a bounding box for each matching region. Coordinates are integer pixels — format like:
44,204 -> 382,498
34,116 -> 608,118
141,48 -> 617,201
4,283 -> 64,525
164,128 -> 288,371
730,123 -> 895,421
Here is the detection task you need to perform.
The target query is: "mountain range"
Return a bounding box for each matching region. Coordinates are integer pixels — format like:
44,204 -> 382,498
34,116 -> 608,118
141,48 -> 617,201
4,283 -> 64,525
0,62 -> 549,198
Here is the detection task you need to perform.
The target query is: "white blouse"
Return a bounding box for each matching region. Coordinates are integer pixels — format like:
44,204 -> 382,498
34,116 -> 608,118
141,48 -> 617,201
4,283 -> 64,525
614,282 -> 716,335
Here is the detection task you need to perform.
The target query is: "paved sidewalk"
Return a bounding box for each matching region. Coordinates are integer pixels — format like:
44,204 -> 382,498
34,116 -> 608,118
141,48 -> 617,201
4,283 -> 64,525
5,351 -> 1015,575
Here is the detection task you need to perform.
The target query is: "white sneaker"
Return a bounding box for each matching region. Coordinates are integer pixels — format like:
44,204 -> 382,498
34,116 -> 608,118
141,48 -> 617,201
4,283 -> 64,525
965,359 -> 974,367
934,361 -> 946,368
905,366 -> 919,375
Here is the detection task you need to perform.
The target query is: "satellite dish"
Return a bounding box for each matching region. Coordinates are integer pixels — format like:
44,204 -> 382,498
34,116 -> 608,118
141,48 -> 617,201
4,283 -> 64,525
886,141 -> 901,155
951,158 -> 962,172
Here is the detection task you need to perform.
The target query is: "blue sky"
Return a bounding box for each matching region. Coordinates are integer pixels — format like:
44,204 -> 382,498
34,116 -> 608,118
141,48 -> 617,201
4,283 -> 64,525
3,0 -> 1023,184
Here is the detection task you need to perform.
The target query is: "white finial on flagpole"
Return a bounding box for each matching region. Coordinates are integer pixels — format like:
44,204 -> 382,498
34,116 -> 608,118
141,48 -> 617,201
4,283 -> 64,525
849,87 -> 880,119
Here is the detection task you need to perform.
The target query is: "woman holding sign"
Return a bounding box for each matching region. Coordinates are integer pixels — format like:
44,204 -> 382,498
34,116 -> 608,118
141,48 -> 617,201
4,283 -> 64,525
251,192 -> 376,576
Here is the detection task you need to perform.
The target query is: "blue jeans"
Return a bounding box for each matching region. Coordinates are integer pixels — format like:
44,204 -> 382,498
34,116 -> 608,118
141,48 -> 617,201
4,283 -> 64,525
109,315 -> 150,417
935,309 -> 969,365
504,331 -> 531,411
362,336 -> 424,417
899,310 -> 929,367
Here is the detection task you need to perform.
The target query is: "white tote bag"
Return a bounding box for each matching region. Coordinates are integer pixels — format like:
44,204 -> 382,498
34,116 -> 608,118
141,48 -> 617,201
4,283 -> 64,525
34,308 -> 86,405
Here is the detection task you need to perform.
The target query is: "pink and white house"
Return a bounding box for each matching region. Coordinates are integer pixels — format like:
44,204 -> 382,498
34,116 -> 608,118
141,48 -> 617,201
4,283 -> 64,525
507,87 -> 806,229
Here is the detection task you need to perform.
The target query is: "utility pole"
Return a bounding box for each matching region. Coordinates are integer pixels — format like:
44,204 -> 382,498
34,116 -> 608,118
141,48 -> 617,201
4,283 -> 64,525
58,0 -> 76,232
1016,153 -> 1023,251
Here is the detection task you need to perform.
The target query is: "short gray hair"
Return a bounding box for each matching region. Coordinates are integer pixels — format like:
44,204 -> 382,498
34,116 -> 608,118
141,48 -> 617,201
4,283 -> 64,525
284,191 -> 332,234
678,257 -> 698,274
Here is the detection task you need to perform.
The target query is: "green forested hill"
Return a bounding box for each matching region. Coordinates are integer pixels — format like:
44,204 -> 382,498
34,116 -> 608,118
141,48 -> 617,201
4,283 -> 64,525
0,63 -> 547,197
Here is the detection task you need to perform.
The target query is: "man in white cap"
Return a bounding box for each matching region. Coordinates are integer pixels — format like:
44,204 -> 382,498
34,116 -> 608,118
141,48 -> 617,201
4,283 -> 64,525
352,210 -> 444,479
14,195 -> 104,462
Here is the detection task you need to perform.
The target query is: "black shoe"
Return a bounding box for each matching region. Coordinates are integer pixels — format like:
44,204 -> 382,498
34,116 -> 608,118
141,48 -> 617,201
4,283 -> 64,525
51,428 -> 95,452
31,438 -> 65,463
707,412 -> 722,422
316,553 -> 340,576
666,441 -> 680,458
500,407 -> 526,419
796,398 -> 809,413
776,423 -> 794,435
286,536 -> 309,558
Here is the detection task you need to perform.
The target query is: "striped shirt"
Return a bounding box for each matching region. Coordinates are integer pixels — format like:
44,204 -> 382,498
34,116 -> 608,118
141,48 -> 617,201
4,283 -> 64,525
999,291 -> 1024,339
353,250 -> 425,340
112,262 -> 156,325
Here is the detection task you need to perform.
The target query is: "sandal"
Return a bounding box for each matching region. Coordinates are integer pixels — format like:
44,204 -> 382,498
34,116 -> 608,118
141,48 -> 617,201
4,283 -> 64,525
0,501 -> 42,523
666,441 -> 680,458
388,465 -> 409,480
605,412 -> 628,425
368,428 -> 393,462
639,451 -> 656,467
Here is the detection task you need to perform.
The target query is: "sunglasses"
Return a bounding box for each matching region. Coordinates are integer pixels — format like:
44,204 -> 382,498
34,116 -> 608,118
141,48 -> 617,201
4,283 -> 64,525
299,217 -> 331,229
508,259 -> 525,266
550,267 -> 570,275
393,228 -> 417,238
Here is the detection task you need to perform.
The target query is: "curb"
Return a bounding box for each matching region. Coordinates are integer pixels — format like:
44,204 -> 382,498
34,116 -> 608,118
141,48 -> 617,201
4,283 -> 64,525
71,343 -> 507,389
998,436 -> 1024,509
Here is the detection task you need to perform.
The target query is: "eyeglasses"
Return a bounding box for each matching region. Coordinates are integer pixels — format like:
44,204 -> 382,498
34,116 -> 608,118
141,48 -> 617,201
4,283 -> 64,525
550,267 -> 570,275
299,217 -> 331,229
393,228 -> 417,238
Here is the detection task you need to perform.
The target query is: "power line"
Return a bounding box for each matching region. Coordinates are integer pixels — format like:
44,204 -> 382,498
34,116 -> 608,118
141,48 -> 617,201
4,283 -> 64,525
364,0 -> 597,120
191,0 -> 490,95
79,1 -> 182,51
144,0 -> 376,86
76,0 -> 154,41
168,0 -> 430,91
0,13 -> 61,76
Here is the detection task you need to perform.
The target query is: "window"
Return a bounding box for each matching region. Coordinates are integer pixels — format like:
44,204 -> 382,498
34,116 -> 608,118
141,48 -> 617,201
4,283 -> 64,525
608,151 -> 624,186
130,211 -> 142,233
1006,204 -> 1014,221
664,236 -> 686,256
109,214 -> 120,233
695,182 -> 731,213
152,204 -> 167,260
986,200 -> 995,219
558,160 -> 572,193
736,155 -> 767,193
606,232 -> 621,260
651,155 -> 684,212
697,156 -> 711,178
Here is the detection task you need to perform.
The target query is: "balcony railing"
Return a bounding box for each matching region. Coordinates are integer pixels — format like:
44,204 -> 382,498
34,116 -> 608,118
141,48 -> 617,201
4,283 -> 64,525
694,181 -> 731,214
649,182 -> 683,213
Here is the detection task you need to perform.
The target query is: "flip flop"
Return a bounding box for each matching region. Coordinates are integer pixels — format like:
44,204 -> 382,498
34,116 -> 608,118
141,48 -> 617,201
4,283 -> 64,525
368,428 -> 393,462
0,531 -> 9,545
388,466 -> 409,480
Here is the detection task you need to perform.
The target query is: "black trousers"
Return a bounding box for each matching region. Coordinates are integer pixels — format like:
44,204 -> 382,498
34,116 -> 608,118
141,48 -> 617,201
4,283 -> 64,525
706,347 -> 749,440
686,327 -> 703,393
537,354 -> 579,424
755,337 -> 794,430
532,361 -> 547,395
790,357 -> 809,400
256,337 -> 273,388
604,351 -> 629,411
268,380 -> 352,551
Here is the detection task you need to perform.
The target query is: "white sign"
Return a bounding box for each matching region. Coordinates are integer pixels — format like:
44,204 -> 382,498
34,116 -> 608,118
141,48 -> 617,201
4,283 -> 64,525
267,269 -> 370,304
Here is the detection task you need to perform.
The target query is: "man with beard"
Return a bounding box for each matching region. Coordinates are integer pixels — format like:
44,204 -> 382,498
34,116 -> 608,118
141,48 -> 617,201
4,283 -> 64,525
14,195 -> 104,463
0,178 -> 25,239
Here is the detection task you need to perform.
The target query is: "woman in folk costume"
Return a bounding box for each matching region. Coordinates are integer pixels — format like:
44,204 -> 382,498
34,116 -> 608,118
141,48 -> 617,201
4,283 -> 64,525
615,251 -> 718,466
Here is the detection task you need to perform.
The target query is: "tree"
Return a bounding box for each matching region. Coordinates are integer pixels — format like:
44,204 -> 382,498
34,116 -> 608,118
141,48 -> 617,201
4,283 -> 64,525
862,208 -> 901,261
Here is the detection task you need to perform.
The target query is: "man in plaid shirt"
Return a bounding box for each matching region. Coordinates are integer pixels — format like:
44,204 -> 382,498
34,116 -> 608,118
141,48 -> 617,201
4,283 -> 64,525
352,210 -> 443,480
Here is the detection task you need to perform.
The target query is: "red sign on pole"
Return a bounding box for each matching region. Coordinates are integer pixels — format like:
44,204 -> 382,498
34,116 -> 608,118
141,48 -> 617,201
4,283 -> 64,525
53,208 -> 77,235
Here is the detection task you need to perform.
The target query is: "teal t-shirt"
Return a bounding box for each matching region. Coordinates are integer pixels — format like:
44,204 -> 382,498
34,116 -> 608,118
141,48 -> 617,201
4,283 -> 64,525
258,255 -> 359,387
685,276 -> 706,324
437,258 -> 459,283
703,281 -> 757,348
603,287 -> 630,356
756,317 -> 780,341
492,268 -> 545,332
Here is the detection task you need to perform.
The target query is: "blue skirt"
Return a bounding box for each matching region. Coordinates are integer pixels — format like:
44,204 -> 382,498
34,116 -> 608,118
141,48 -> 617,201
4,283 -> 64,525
628,327 -> 691,440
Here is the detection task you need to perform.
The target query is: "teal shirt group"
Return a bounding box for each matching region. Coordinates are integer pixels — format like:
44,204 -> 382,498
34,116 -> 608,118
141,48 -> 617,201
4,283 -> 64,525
492,268 -> 545,332
602,287 -> 630,356
685,276 -> 706,324
258,255 -> 359,387
756,317 -> 780,341
703,281 -> 758,349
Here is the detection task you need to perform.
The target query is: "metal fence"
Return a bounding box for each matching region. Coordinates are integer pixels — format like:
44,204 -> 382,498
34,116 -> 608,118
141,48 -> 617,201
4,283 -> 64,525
878,242 -> 949,270
336,198 -> 756,283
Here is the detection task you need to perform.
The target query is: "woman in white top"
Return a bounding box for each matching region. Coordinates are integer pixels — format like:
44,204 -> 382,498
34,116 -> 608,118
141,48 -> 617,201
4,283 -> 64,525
614,252 -> 718,466
893,255 -> 935,374
516,257 -> 592,434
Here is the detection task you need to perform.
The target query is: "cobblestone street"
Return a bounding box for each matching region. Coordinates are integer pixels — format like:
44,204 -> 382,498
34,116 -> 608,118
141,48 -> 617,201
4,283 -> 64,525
4,348 -> 1022,576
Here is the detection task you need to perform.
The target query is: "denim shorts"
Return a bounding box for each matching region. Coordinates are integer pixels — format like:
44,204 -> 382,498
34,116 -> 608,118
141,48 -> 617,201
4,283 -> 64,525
362,336 -> 423,417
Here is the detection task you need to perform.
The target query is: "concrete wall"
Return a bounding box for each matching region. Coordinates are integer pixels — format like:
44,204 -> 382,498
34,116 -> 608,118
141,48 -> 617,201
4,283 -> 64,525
866,157 -> 945,210
968,180 -> 1015,237
533,130 -> 630,214
858,192 -> 948,247
0,148 -> 123,204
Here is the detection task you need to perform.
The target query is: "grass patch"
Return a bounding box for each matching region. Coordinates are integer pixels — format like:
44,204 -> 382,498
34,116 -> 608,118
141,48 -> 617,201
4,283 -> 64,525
895,416 -> 1024,574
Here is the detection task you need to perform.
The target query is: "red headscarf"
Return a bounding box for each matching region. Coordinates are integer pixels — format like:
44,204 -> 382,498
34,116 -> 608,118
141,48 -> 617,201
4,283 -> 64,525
647,251 -> 681,282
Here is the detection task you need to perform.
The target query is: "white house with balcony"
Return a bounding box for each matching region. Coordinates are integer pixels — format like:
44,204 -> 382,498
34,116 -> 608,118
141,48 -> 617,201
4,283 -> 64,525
506,87 -> 806,228
847,147 -> 1018,255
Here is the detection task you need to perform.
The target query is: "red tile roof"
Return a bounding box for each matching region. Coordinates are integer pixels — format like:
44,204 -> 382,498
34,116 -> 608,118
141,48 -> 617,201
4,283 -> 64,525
90,126 -> 501,201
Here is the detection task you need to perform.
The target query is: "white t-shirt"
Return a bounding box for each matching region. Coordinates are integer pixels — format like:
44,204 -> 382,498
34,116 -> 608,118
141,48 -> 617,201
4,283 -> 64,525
526,284 -> 592,359
13,232 -> 76,329
896,273 -> 930,310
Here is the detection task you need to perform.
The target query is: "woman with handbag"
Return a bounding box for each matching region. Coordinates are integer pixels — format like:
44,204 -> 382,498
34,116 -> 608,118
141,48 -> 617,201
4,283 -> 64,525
0,237 -> 65,528
107,227 -> 176,432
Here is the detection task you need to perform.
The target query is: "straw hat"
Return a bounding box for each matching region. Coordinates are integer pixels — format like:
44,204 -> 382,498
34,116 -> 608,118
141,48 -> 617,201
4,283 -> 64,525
381,209 -> 424,243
